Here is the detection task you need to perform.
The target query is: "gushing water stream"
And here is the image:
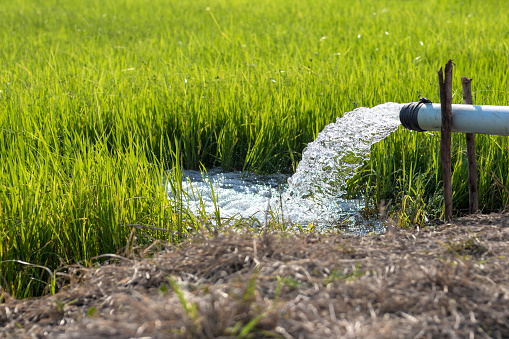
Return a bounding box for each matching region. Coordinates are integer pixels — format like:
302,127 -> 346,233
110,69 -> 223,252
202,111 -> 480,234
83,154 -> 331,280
171,102 -> 405,232
282,102 -> 405,227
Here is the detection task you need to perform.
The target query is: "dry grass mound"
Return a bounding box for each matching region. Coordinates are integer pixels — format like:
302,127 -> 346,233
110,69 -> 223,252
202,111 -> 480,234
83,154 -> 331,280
1,213 -> 509,338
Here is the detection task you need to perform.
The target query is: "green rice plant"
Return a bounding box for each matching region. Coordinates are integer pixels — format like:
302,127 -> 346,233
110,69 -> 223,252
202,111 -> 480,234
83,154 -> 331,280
1,0 -> 509,298
349,128 -> 509,221
0,130 -> 201,297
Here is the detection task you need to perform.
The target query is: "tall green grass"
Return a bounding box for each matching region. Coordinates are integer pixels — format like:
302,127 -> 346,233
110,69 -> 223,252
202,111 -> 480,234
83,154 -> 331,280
1,0 -> 509,297
348,130 -> 509,227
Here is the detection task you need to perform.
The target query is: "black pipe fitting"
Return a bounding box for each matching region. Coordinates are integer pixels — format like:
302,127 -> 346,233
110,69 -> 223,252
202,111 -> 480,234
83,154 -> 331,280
399,97 -> 432,132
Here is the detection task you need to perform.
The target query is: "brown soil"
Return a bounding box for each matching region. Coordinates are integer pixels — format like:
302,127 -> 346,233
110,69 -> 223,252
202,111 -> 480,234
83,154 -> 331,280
1,213 -> 509,338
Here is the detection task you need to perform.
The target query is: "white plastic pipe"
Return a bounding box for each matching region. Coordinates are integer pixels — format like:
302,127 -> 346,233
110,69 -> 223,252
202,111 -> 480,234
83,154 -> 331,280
400,102 -> 509,136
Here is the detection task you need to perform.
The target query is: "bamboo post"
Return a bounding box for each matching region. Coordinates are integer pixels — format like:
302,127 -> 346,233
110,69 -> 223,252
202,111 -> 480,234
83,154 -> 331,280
462,77 -> 479,214
438,60 -> 454,221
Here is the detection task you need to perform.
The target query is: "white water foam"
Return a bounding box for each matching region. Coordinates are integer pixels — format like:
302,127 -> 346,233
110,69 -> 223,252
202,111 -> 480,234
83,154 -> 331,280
281,102 -> 405,226
175,169 -> 288,224
170,102 -> 405,231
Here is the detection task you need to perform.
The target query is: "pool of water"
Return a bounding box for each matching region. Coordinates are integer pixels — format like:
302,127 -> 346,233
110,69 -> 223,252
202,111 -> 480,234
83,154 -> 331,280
169,169 -> 382,234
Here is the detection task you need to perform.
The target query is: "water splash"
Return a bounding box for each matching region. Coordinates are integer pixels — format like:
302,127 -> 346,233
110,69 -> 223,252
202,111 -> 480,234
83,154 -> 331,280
171,102 -> 405,232
176,169 -> 286,221
281,102 -> 405,225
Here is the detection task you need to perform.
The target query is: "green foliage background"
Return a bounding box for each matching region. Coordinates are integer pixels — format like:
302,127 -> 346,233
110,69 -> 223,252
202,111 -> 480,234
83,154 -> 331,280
1,0 -> 508,297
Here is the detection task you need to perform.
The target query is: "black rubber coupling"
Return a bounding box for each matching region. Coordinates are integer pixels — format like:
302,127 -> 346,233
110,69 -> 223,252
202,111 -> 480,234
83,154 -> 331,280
399,97 -> 432,132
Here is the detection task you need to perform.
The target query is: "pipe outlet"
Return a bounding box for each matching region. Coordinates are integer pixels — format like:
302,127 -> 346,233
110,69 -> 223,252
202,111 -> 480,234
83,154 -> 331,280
400,102 -> 509,136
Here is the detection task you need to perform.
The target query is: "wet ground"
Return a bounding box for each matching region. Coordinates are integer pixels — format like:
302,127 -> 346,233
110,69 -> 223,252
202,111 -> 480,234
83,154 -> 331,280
1,213 -> 509,338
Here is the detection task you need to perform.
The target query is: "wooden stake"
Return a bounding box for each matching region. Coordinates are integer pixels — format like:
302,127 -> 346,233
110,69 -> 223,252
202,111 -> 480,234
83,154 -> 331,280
461,76 -> 479,214
439,60 -> 454,221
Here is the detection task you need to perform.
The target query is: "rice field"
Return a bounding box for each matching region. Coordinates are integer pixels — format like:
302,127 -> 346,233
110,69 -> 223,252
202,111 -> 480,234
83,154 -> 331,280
1,0 -> 509,298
